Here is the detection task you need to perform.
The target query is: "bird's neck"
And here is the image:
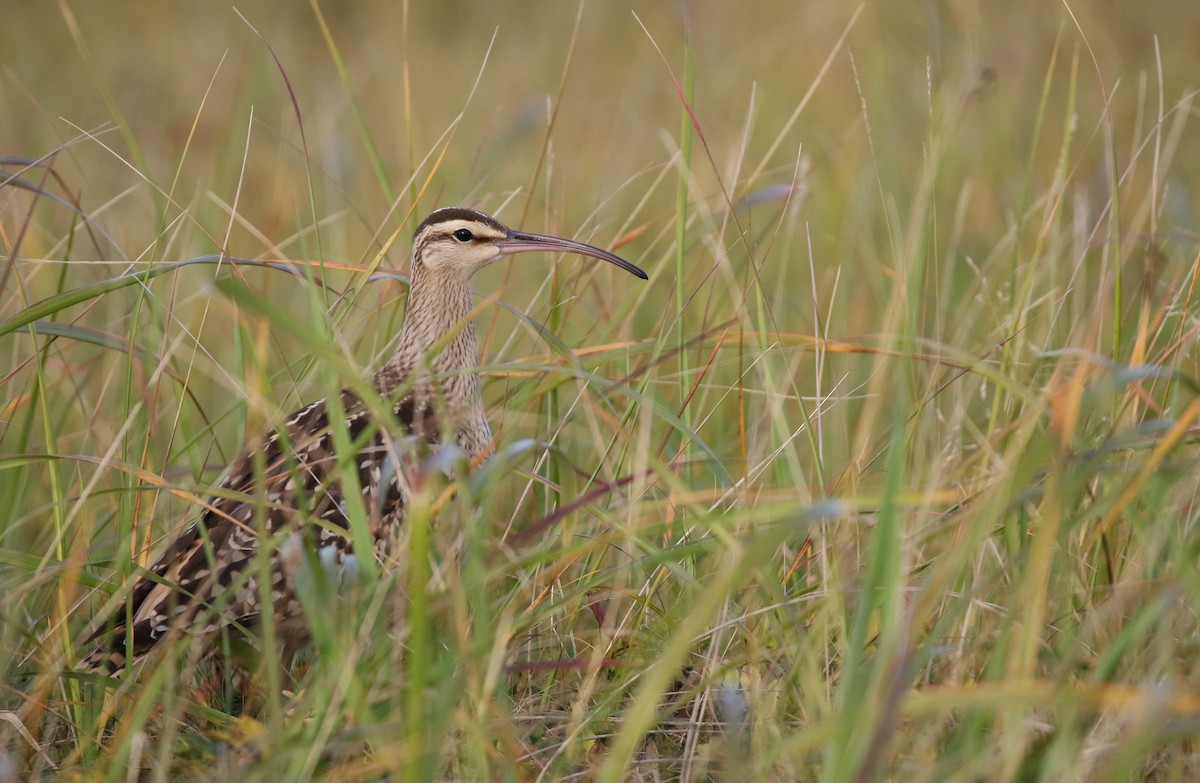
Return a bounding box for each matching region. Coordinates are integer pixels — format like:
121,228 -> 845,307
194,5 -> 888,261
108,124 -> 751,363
372,269 -> 491,455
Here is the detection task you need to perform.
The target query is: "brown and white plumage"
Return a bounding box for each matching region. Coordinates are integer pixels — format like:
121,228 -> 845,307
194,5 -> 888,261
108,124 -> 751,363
79,207 -> 647,676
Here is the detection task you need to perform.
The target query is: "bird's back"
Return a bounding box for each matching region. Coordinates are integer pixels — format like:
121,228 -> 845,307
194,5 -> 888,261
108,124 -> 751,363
79,386 -> 439,675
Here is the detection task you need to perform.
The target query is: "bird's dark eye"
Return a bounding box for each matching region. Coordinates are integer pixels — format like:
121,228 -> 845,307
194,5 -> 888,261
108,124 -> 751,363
452,228 -> 474,242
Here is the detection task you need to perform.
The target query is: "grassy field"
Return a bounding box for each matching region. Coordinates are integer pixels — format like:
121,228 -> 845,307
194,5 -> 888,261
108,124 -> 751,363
3,1 -> 1200,780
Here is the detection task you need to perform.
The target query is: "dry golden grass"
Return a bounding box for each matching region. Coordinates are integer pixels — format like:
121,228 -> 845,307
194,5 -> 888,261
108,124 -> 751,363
2,2 -> 1200,780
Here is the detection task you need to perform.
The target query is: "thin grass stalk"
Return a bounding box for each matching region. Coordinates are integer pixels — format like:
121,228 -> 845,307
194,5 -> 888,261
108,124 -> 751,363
674,7 -> 695,482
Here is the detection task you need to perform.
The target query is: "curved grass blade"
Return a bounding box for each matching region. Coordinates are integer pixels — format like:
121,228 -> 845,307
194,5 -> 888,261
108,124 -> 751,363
0,256 -> 329,339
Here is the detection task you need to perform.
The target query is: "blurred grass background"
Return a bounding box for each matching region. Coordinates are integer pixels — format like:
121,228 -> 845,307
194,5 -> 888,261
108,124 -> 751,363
3,1 -> 1200,781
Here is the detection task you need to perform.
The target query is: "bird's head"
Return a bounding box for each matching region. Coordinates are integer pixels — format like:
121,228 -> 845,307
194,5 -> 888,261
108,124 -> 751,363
412,207 -> 647,281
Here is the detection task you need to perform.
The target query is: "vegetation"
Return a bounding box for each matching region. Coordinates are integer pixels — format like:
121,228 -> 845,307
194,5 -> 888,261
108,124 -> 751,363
2,2 -> 1199,780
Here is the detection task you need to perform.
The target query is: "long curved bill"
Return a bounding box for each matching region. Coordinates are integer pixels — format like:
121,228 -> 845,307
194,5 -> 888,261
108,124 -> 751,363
497,230 -> 648,280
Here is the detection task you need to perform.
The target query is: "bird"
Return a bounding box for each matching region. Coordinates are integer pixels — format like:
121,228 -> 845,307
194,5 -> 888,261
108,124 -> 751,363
78,206 -> 647,676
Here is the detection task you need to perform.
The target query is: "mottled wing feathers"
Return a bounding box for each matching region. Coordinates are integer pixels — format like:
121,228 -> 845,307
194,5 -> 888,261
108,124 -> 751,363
80,388 -> 437,675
